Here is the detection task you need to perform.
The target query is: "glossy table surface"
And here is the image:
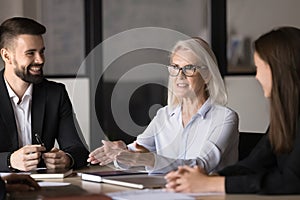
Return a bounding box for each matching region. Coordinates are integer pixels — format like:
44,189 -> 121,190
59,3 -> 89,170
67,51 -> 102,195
8,165 -> 300,200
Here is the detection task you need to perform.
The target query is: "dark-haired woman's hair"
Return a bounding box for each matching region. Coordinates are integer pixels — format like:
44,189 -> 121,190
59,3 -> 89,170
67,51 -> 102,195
254,27 -> 300,153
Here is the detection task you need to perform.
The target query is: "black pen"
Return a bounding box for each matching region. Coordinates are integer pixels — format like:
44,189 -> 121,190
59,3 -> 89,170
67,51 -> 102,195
35,133 -> 45,146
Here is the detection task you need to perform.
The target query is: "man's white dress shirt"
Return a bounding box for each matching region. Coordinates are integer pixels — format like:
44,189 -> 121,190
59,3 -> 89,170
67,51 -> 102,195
5,79 -> 33,147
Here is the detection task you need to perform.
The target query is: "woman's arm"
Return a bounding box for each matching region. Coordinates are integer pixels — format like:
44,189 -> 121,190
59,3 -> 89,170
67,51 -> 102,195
224,130 -> 300,194
150,108 -> 239,174
166,130 -> 300,194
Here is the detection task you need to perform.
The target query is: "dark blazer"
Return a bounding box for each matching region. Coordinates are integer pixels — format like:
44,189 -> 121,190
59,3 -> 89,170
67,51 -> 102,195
0,178 -> 5,200
219,119 -> 300,194
0,69 -> 89,171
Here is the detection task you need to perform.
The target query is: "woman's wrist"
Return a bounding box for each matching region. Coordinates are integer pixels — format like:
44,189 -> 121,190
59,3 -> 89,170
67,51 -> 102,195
145,153 -> 155,167
208,176 -> 225,193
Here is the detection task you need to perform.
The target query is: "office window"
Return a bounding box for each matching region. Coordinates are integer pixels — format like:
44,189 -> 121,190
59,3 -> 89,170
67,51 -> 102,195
227,0 -> 300,74
40,0 -> 85,76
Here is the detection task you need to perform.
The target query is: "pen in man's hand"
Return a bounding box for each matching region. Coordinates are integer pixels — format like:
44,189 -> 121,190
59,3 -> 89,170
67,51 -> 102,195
35,133 -> 45,146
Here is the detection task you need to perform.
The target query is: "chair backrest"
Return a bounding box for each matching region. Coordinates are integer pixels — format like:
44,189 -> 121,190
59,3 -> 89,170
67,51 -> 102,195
95,81 -> 167,144
238,132 -> 265,160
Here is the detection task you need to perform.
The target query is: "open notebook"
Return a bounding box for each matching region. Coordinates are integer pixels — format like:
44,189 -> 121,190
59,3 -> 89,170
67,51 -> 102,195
81,171 -> 166,189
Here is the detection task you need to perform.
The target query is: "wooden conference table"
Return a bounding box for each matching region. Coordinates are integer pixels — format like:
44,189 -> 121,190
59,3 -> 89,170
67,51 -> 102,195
8,165 -> 300,200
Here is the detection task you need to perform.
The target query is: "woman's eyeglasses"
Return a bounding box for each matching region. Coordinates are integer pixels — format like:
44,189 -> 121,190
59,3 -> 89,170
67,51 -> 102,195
167,64 -> 206,77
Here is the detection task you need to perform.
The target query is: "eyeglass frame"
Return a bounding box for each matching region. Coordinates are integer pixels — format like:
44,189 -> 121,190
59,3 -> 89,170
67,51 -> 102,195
166,64 -> 207,77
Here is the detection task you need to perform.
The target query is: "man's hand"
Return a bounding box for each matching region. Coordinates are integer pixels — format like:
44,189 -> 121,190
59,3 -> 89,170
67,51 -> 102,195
87,140 -> 127,166
43,147 -> 71,169
10,145 -> 46,171
3,173 -> 40,192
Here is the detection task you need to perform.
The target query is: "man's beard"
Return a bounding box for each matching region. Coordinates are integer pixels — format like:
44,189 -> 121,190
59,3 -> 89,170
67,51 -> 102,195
14,63 -> 44,84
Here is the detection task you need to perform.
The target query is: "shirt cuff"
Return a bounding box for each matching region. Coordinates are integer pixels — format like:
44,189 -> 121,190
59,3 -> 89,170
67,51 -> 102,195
7,152 -> 18,172
113,160 -> 130,170
65,153 -> 75,169
145,154 -> 175,174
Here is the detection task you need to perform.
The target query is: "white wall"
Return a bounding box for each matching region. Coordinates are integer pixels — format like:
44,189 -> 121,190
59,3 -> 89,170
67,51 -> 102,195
50,78 -> 90,148
0,0 -> 23,20
228,0 -> 300,40
225,76 -> 269,133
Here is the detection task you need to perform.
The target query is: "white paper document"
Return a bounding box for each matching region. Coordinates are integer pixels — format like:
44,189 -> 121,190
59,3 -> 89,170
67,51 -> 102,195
108,189 -> 195,200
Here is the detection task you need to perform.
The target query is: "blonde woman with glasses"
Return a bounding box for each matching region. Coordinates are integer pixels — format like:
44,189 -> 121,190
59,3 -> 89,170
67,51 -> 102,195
88,37 -> 239,174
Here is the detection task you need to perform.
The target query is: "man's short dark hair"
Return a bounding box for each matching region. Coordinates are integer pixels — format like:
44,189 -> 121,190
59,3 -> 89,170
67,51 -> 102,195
0,17 -> 46,49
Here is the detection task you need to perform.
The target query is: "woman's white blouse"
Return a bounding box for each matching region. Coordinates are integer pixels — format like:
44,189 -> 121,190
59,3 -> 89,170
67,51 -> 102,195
123,98 -> 239,174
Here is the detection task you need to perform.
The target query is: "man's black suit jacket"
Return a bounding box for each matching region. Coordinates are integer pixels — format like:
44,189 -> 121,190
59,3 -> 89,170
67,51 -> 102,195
0,69 -> 89,171
0,178 -> 5,200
